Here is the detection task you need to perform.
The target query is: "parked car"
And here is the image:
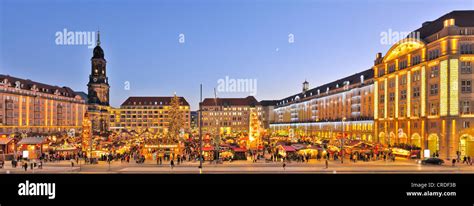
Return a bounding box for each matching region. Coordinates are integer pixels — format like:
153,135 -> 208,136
421,157 -> 444,165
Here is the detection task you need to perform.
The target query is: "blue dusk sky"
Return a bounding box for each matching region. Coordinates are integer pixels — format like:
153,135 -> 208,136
1,0 -> 473,110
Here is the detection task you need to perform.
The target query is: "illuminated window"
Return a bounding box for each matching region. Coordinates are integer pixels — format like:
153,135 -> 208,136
430,66 -> 439,78
413,104 -> 420,117
399,105 -> 406,117
400,75 -> 407,85
412,71 -> 421,82
430,102 -> 439,115
389,92 -> 395,102
462,100 -> 471,115
463,121 -> 470,129
461,80 -> 472,93
389,79 -> 395,88
379,95 -> 385,103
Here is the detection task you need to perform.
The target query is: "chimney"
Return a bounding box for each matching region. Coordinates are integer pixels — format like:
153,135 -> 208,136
374,52 -> 383,65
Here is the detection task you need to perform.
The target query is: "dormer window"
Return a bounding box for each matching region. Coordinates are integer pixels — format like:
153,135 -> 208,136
443,18 -> 455,27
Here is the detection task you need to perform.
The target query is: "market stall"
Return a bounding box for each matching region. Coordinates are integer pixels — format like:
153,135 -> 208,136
17,136 -> 49,159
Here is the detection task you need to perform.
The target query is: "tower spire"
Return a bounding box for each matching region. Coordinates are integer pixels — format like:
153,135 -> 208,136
96,30 -> 101,46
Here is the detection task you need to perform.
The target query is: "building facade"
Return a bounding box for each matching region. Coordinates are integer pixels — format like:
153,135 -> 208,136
109,96 -> 191,136
269,10 -> 474,159
200,96 -> 263,136
0,75 -> 86,136
374,11 -> 474,159
270,70 -> 374,141
260,100 -> 278,130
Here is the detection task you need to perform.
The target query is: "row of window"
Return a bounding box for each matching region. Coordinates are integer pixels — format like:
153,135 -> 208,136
379,99 -> 474,118
380,81 -> 472,104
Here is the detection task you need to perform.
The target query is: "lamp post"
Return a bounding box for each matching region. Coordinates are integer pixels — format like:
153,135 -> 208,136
213,88 -> 220,164
198,84 -> 203,171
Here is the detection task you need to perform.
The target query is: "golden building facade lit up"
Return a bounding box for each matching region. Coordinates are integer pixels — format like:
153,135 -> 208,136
374,11 -> 474,159
109,96 -> 191,135
0,75 -> 87,135
200,96 -> 263,136
270,70 -> 374,141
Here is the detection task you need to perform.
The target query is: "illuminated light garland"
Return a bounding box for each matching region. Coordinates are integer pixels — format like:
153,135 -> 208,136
19,96 -> 22,126
449,59 -> 459,115
374,81 -> 378,119
440,60 -> 448,116
407,71 -> 411,117
384,78 -> 388,118
421,66 -> 426,116
395,75 -> 399,118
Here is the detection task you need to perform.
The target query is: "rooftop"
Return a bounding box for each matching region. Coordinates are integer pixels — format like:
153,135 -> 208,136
0,74 -> 82,99
121,96 -> 190,107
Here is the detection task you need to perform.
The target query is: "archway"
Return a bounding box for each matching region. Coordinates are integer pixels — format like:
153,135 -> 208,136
459,134 -> 474,157
379,132 -> 386,145
398,133 -> 408,144
389,132 -> 396,146
411,133 -> 421,147
367,135 -> 373,142
428,134 -> 439,156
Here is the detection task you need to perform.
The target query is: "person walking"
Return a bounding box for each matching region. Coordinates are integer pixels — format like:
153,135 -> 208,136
70,158 -> 75,167
282,162 -> 286,170
325,157 -> 329,169
452,158 -> 456,167
170,159 -> 175,169
23,160 -> 27,171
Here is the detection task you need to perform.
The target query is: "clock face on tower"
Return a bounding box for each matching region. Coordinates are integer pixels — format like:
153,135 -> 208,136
93,77 -> 98,82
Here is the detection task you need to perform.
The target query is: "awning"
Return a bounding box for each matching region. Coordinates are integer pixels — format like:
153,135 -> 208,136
18,136 -> 47,145
281,146 -> 296,152
291,144 -> 308,150
307,145 -> 323,150
231,146 -> 247,152
202,146 -> 214,151
0,137 -> 13,145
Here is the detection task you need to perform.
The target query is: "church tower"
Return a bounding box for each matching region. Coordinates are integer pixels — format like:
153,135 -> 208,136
86,31 -> 110,135
87,31 -> 110,106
